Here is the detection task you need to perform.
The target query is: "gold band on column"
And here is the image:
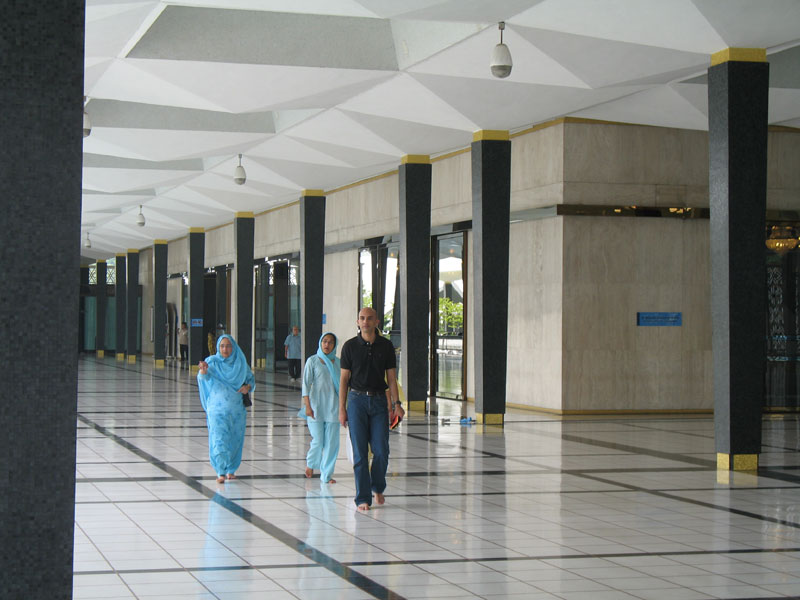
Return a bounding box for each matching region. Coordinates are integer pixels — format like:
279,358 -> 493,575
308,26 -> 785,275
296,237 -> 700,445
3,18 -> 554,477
116,353 -> 125,362
717,453 -> 758,471
127,355 -> 136,364
476,413 -> 504,425
710,47 -> 767,66
96,350 -> 104,359
408,400 -> 426,412
191,365 -> 200,374
154,359 -> 165,368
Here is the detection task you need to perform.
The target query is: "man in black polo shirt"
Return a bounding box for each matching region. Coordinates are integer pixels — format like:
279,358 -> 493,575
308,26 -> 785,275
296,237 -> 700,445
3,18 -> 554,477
339,307 -> 405,511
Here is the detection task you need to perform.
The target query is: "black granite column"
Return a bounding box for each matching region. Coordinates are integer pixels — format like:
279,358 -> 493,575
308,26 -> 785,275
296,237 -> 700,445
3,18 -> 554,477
399,155 -> 432,413
153,241 -> 168,367
300,191 -> 326,362
80,265 -> 89,352
0,3 -> 84,596
216,264 -> 228,330
96,260 -> 107,358
126,249 -> 139,363
472,131 -> 511,426
709,48 -> 769,471
188,228 -> 205,371
115,253 -> 127,361
235,213 -> 255,364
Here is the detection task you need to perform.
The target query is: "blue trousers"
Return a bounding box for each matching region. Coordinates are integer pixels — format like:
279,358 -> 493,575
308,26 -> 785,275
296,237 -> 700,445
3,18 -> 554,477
306,420 -> 340,483
347,391 -> 389,507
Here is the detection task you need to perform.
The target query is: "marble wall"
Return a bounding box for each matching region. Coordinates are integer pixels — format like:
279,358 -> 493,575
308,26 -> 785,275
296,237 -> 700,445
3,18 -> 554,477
322,249 -> 360,348
205,223 -> 235,266
326,174 -> 399,244
561,216 -> 712,411
510,122 -> 565,210
139,247 -> 154,355
506,218 -> 564,410
767,130 -> 800,209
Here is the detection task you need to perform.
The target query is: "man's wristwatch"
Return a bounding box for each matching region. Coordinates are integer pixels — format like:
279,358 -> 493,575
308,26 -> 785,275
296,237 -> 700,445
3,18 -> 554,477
393,401 -> 402,408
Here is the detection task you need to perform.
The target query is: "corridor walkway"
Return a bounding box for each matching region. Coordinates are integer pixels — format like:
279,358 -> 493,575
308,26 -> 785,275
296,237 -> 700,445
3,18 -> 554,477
73,356 -> 800,599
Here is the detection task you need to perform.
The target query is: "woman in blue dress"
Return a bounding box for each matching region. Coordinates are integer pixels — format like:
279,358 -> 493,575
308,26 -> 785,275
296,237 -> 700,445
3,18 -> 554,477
300,332 -> 340,483
198,335 -> 255,484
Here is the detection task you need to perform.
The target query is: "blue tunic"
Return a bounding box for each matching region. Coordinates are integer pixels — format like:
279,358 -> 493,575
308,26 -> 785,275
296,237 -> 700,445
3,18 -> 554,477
300,355 -> 340,423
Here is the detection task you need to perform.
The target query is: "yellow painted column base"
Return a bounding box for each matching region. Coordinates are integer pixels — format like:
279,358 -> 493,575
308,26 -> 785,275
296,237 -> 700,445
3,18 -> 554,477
154,359 -> 165,368
408,400 -> 426,412
717,453 -> 758,471
190,365 -> 200,374
127,355 -> 136,364
476,413 -> 504,425
96,350 -> 104,359
116,353 -> 125,362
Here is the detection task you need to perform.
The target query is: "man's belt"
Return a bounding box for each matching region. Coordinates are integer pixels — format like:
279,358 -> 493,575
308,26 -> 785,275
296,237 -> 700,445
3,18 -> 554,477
349,388 -> 385,396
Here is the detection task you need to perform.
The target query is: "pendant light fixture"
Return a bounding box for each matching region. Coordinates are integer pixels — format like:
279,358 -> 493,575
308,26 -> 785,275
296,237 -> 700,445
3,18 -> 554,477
233,154 -> 246,185
83,96 -> 92,138
490,22 -> 512,79
84,232 -> 92,248
136,205 -> 146,227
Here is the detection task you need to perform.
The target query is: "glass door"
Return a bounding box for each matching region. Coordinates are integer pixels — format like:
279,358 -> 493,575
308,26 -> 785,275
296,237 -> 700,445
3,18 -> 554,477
431,233 -> 466,399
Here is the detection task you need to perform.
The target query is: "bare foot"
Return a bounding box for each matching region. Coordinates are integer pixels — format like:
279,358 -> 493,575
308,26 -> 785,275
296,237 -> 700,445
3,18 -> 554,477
305,467 -> 313,478
357,503 -> 370,511
226,473 -> 236,480
216,476 -> 225,484
324,478 -> 336,484
374,492 -> 385,505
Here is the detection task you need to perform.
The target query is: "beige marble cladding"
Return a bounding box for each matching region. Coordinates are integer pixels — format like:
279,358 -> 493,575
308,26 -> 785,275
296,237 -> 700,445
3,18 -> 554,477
562,122 -> 709,207
204,223 -> 234,267
561,216 -> 711,411
326,175 -> 399,246
510,123 -> 565,210
139,247 -> 154,355
167,237 -> 188,275
255,203 -> 300,259
432,151 -> 471,226
506,218 -> 563,410
322,249 -> 359,349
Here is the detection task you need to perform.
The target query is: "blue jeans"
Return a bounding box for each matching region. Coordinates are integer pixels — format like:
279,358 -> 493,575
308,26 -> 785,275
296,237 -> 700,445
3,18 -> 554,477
347,391 -> 389,507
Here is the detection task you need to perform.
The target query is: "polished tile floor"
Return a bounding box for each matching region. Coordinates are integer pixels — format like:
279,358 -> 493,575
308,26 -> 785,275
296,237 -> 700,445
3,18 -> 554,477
74,356 -> 800,599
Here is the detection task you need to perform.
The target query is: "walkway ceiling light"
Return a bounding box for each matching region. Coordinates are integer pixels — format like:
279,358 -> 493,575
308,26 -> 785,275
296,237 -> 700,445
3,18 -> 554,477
84,232 -> 91,248
765,225 -> 798,255
490,22 -> 512,79
83,96 -> 92,138
136,205 -> 146,227
233,153 -> 246,185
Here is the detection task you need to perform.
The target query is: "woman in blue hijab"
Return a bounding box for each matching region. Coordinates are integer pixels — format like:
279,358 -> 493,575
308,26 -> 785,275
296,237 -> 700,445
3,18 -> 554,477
198,334 -> 255,484
299,332 -> 340,483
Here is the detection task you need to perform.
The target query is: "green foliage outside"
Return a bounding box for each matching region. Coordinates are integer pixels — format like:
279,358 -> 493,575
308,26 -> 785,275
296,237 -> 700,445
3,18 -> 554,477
438,297 -> 463,335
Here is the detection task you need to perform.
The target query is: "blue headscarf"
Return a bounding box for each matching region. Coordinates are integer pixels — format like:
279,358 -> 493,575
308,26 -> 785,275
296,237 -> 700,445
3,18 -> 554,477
198,334 -> 254,409
317,332 -> 339,396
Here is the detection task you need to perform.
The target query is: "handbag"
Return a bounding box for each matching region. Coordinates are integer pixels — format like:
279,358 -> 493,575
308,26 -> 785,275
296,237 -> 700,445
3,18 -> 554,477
242,384 -> 252,407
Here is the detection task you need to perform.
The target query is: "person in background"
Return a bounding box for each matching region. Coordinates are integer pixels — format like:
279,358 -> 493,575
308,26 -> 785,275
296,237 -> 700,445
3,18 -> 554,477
299,332 -> 341,484
284,325 -> 302,381
178,322 -> 189,361
197,335 -> 255,484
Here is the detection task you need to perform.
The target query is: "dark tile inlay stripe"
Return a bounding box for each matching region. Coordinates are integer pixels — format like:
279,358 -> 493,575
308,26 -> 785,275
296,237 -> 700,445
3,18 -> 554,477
76,414 -> 405,600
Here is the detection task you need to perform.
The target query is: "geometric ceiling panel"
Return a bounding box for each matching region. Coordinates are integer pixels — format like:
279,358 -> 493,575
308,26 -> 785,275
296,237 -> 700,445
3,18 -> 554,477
516,27 -> 709,89
287,110 -> 406,156
512,0 -> 726,53
571,86 -> 710,131
340,74 -> 478,130
366,0 -> 542,21
412,73 -> 649,130
126,60 -> 396,113
342,110 -> 474,156
82,167 -> 198,194
128,6 -> 399,70
692,0 -> 800,49
83,129 -> 271,162
248,137 -> 352,168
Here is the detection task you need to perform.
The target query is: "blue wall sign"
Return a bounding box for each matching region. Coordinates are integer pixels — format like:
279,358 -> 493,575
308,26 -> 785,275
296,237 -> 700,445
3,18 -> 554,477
191,318 -> 203,327
637,312 -> 682,326
322,313 -> 327,324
